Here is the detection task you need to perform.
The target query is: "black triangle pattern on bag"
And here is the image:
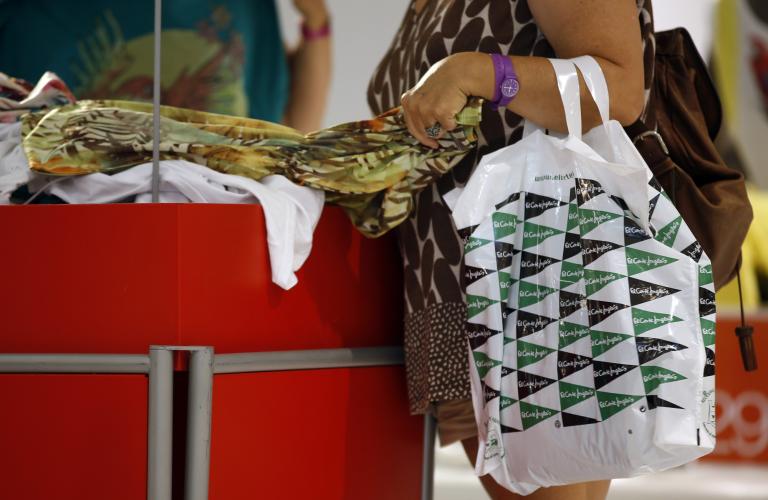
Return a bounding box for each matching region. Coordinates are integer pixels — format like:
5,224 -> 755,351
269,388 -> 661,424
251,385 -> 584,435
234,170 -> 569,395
562,412 -> 601,427
648,193 -> 661,221
501,366 -> 516,377
519,251 -> 560,279
466,323 -> 502,351
557,351 -> 593,379
569,187 -> 577,203
495,241 -> 519,270
464,265 -> 495,287
516,311 -> 557,338
502,306 -> 516,322
592,360 -> 637,389
575,178 -> 606,205
624,217 -> 651,246
495,192 -> 521,210
611,195 -> 630,212
501,424 -> 522,433
705,347 -> 715,377
457,225 -> 479,247
484,384 -> 501,403
646,394 -> 684,410
516,371 -> 557,399
699,288 -> 716,317
563,232 -> 582,260
682,241 -> 704,262
587,299 -> 628,326
559,290 -> 586,319
628,277 -> 680,306
524,192 -> 569,219
581,239 -> 622,265
635,337 -> 688,365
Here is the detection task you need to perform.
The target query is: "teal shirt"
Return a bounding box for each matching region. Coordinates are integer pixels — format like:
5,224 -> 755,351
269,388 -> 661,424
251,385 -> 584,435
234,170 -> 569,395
0,0 -> 289,121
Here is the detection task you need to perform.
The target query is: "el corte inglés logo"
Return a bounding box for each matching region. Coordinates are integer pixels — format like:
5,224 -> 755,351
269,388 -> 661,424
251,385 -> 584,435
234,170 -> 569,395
521,257 -> 555,268
518,317 -> 548,329
466,268 -> 488,281
469,297 -> 492,310
518,347 -> 551,360
580,212 -> 614,226
518,378 -> 550,390
637,343 -> 679,354
583,243 -> 613,256
562,268 -> 582,278
524,228 -> 557,240
589,304 -> 620,316
560,296 -> 582,309
494,219 -> 516,229
475,359 -> 498,369
642,372 -> 679,384
561,326 -> 589,339
521,408 -> 555,419
466,238 -> 485,251
525,199 -> 561,210
587,274 -> 618,287
633,315 -> 672,326
564,240 -> 580,249
598,396 -> 637,409
557,358 -> 591,370
627,256 -> 668,266
591,335 -> 623,348
497,249 -> 515,259
521,288 -> 551,299
630,285 -> 668,296
625,224 -> 645,236
594,365 -> 628,378
700,297 -> 715,306
560,388 -> 593,399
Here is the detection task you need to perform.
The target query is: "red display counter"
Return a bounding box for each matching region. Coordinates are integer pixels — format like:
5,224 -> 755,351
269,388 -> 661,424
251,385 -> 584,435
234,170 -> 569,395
0,204 -> 421,500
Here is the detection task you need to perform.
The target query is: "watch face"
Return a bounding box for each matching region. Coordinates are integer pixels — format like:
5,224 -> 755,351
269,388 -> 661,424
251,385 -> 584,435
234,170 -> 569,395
501,78 -> 520,98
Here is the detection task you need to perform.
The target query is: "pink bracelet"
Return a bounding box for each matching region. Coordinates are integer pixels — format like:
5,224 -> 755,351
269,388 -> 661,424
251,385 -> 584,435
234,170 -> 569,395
301,21 -> 331,41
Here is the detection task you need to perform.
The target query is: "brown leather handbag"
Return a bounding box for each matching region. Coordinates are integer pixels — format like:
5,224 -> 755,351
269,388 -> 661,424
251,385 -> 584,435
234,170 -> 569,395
626,28 -> 756,370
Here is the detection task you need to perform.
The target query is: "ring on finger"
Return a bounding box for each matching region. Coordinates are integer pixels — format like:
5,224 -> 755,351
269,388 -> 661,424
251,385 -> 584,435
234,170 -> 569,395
425,123 -> 442,139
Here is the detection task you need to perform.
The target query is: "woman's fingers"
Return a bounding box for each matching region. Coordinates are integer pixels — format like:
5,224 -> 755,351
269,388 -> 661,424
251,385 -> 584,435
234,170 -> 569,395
402,91 -> 439,148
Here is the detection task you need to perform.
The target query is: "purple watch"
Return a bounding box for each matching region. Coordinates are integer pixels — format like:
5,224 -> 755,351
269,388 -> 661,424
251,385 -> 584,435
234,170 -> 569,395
490,53 -> 520,110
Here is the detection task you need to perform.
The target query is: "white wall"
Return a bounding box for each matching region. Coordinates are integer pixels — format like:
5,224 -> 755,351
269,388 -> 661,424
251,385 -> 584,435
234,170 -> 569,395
278,0 -> 718,128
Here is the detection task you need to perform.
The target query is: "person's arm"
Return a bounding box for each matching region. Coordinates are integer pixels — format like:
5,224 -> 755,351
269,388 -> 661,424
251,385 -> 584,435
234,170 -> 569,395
401,0 -> 645,148
283,0 -> 331,133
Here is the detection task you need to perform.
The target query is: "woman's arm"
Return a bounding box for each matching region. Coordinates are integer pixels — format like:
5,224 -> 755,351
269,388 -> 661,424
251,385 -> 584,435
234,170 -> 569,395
283,0 -> 332,133
401,0 -> 645,148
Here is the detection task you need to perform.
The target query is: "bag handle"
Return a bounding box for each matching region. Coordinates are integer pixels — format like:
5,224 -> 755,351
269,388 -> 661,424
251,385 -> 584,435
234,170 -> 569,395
522,59 -> 582,138
571,56 -> 611,127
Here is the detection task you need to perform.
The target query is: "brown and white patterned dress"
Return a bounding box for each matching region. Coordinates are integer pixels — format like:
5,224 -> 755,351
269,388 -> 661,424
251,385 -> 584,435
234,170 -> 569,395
367,0 -> 656,414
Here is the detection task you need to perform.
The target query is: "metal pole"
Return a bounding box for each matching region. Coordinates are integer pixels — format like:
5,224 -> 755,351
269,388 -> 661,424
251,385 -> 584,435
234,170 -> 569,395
0,354 -> 149,373
421,413 -> 437,500
151,0 -> 162,202
185,347 -> 214,500
148,347 -> 174,500
213,346 -> 404,374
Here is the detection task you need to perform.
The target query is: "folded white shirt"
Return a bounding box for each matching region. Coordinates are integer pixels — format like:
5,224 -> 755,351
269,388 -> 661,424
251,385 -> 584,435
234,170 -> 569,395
43,160 -> 324,290
0,122 -> 32,203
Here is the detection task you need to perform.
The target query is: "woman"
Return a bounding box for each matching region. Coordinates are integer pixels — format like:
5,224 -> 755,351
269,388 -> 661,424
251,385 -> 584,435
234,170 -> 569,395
0,0 -> 330,132
367,0 -> 654,498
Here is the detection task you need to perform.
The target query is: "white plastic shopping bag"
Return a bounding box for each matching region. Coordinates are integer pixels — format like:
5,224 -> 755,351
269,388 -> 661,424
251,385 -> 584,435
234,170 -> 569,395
450,58 -> 716,494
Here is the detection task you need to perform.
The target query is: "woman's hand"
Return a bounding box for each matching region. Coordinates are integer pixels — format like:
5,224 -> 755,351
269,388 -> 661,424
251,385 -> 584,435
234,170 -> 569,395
292,0 -> 329,29
401,53 -> 489,148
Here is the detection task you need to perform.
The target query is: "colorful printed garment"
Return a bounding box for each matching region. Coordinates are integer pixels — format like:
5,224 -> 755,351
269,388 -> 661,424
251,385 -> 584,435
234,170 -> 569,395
21,99 -> 481,237
0,72 -> 75,123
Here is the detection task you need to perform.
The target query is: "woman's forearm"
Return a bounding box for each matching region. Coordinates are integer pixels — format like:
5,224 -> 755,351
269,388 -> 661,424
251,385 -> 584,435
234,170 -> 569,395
454,51 -> 644,133
283,16 -> 332,133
